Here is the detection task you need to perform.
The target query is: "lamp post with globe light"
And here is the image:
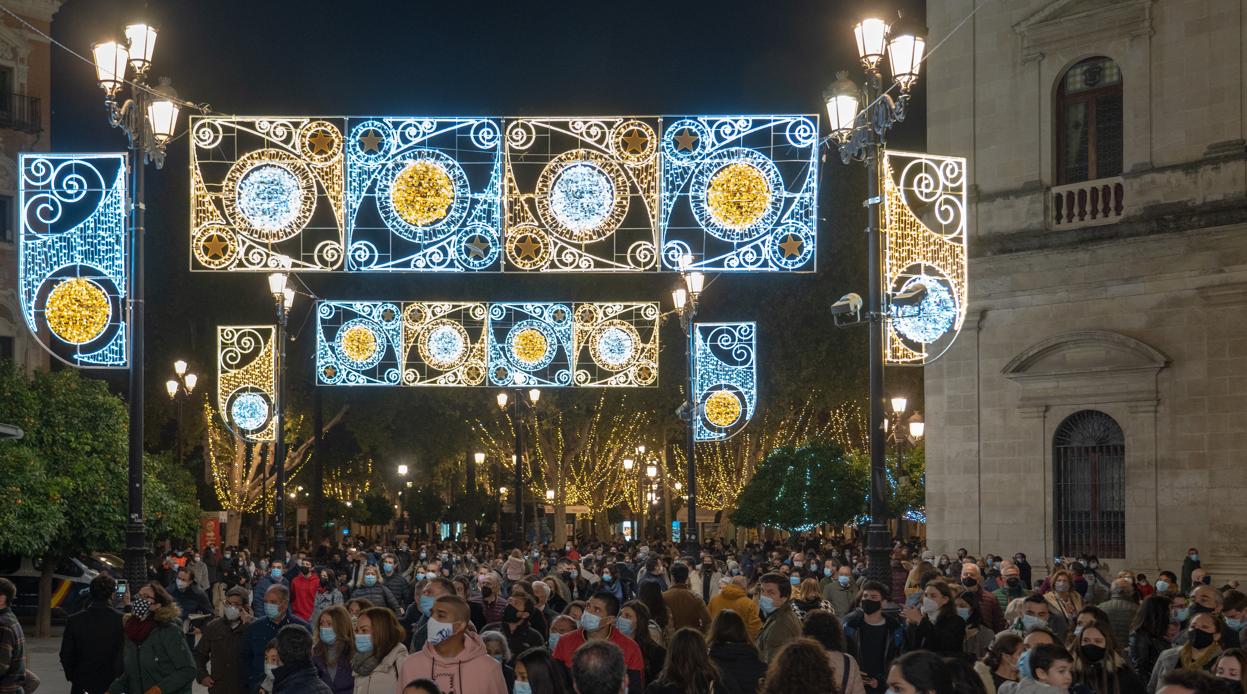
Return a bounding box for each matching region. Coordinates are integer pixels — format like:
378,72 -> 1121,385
672,255 -> 705,553
91,23 -> 184,586
165,360 -> 198,472
266,268 -> 295,559
824,11 -> 927,583
498,388 -> 541,544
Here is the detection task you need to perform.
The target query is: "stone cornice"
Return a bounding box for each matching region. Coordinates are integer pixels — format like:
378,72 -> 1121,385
1013,0 -> 1154,61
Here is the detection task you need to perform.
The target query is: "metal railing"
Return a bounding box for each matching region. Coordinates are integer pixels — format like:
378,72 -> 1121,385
0,93 -> 41,134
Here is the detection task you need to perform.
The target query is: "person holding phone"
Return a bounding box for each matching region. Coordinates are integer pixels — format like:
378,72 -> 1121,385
59,573 -> 125,694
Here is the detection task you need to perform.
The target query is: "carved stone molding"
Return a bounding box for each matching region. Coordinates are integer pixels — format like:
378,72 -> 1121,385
1003,330 -> 1166,409
1014,0 -> 1154,61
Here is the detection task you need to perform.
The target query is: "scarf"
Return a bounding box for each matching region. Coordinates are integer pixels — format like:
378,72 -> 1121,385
1179,643 -> 1221,672
352,650 -> 381,677
124,615 -> 158,643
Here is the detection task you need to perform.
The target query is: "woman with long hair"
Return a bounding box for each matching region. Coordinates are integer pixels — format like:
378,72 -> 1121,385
1148,612 -> 1223,692
804,609 -> 866,694
638,581 -> 670,644
1127,594 -> 1171,681
514,646 -> 567,694
352,606 -> 409,693
760,638 -> 838,694
109,581 -> 197,694
904,580 -> 967,656
313,604 -> 356,693
644,627 -> 720,694
975,632 -> 1023,694
889,650 -> 958,694
1044,570 -> 1083,626
1214,648 -> 1246,694
960,590 -> 992,659
1070,624 -> 1145,694
708,609 -> 767,694
791,578 -> 835,622
621,600 -> 666,684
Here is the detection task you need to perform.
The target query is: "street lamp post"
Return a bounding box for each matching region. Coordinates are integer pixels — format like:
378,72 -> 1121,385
92,23 -> 183,586
267,270 -> 295,560
498,388 -> 540,545
623,456 -> 638,541
825,11 -> 927,584
672,256 -> 705,553
165,361 -> 198,470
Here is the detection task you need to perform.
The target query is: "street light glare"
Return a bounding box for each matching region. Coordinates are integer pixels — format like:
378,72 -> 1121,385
623,458 -> 634,471
173,359 -> 187,376
267,271 -> 288,298
474,452 -> 486,464
528,388 -> 541,403
496,392 -> 509,409
685,271 -> 705,295
853,17 -> 889,69
891,396 -> 908,414
123,23 -> 157,73
165,380 -> 178,399
183,373 -> 198,393
672,287 -> 688,310
397,464 -> 409,476
91,41 -> 129,95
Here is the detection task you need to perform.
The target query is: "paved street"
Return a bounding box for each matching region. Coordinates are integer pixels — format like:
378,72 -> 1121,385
25,630 -> 208,694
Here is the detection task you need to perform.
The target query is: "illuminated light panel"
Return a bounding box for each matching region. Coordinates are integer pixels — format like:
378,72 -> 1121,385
45,278 -> 111,345
505,118 -> 658,271
661,116 -> 817,272
548,161 -> 616,235
236,163 -> 304,232
230,392 -> 270,431
706,161 -> 772,230
217,326 -> 277,441
390,160 -> 456,227
314,300 -> 657,388
693,322 -> 757,441
19,152 -> 128,367
346,118 -> 501,272
881,150 -> 968,365
191,117 -> 345,271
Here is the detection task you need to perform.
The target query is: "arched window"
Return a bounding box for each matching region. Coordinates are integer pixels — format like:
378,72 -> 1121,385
1053,410 -> 1125,557
1056,57 -> 1123,184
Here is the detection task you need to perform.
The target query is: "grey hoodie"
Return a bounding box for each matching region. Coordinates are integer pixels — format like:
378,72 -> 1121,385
999,678 -> 1068,694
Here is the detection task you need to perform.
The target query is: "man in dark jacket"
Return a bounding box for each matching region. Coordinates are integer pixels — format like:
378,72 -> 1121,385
272,624 -> 332,694
59,574 -> 124,694
959,562 -> 1007,632
242,584 -> 310,693
251,560 -> 289,615
195,586 -> 252,694
170,566 -> 214,651
842,580 -> 906,694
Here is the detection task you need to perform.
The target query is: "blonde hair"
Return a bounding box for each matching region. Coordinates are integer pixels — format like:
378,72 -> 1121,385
800,578 -> 823,602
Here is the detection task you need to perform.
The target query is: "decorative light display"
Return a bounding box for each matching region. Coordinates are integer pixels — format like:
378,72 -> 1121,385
19,153 -> 128,367
505,118 -> 658,271
316,302 -> 403,385
345,118 -> 501,272
217,326 -> 277,441
662,116 -> 817,272
881,150 -> 968,364
693,322 -> 757,441
314,300 -> 657,388
191,117 -> 345,271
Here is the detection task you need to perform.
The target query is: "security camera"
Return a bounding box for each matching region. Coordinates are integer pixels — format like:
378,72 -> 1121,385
891,282 -> 928,308
830,292 -> 864,327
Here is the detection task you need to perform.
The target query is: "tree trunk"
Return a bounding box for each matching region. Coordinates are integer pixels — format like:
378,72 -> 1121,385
553,502 -> 567,547
36,551 -> 55,638
225,510 -> 242,547
594,513 -> 610,541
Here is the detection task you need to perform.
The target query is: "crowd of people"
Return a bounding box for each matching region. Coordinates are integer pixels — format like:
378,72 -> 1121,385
1,535 -> 1243,694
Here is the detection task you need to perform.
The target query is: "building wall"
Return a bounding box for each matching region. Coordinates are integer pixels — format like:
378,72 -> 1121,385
0,0 -> 60,374
924,0 -> 1247,579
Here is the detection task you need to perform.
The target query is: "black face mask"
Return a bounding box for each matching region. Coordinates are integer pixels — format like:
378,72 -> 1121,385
481,586 -> 492,599
1201,576 -> 1213,585
1190,629 -> 1216,650
1191,604 -> 1214,616
962,577 -> 978,588
1079,644 -> 1106,664
1006,578 -> 1021,589
862,599 -> 882,615
1224,680 -> 1245,694
502,605 -> 521,624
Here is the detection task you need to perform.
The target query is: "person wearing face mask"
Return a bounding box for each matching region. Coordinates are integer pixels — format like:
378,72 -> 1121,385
976,632 -> 1024,694
1070,624 -> 1146,694
241,584 -> 311,693
1181,550 -> 1203,596
381,553 -> 412,608
480,631 -> 517,689
482,592 -> 544,662
60,574 -> 125,694
1044,570 -> 1083,627
756,573 -> 804,662
550,591 -> 644,693
109,582 -> 198,694
311,568 -> 343,630
1148,612 -> 1223,694
513,646 -> 568,694
709,576 -> 764,640
1213,649 -> 1246,694
963,563 -> 1008,633
902,580 -> 965,656
406,577 -> 454,653
289,560 -> 320,624
350,565 -> 400,614
349,607 -> 410,694
475,572 -> 508,627
690,555 -> 723,604
1223,592 -> 1247,646
999,643 -> 1075,694
168,567 -> 213,652
1154,573 -> 1180,599
194,587 -> 252,694
1171,587 -> 1241,650
399,596 -> 508,694
825,565 -> 861,617
1128,595 -> 1173,682
310,605 -> 354,694
251,560 -> 290,616
598,566 -> 625,603
661,563 -> 712,634
842,581 -> 906,694
996,564 -> 1033,614
270,624 -> 333,694
621,601 -> 666,683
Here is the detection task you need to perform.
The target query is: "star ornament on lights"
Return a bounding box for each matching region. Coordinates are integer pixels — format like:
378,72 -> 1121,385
19,153 -> 129,367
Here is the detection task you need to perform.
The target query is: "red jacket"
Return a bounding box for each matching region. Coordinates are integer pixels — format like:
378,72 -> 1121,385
290,571 -> 319,622
553,626 -> 645,693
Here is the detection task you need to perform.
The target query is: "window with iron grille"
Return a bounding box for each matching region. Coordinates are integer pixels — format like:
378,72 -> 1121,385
1056,57 -> 1123,185
1054,410 -> 1125,557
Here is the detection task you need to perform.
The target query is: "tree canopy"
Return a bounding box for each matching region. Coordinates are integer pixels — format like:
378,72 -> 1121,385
731,440 -> 869,531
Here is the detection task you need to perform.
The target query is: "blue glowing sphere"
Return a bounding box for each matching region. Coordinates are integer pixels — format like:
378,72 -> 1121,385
891,276 -> 957,344
236,164 -> 302,231
231,392 -> 269,431
596,327 -> 635,367
426,324 -> 466,367
549,162 -> 614,234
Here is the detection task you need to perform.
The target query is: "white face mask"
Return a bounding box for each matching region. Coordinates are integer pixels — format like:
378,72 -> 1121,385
922,597 -> 940,615
224,605 -> 240,622
427,617 -> 456,646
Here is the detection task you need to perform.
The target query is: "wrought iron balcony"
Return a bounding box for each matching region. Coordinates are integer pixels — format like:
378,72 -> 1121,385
0,93 -> 41,134
1050,176 -> 1125,229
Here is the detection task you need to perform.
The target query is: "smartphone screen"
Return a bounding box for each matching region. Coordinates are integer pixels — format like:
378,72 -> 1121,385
116,580 -> 128,595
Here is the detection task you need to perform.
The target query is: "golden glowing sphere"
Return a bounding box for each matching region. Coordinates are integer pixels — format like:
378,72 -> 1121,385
391,160 -> 455,227
704,389 -> 743,428
341,325 -> 378,363
511,328 -> 549,365
45,278 -> 110,345
706,162 -> 771,229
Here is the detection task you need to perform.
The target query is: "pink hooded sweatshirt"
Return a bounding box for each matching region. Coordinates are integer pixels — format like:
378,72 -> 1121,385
397,630 -> 507,694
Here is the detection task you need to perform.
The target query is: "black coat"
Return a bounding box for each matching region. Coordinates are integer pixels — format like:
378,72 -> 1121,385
273,661 -> 333,694
59,602 -> 124,694
907,612 -> 966,657
709,641 -> 766,694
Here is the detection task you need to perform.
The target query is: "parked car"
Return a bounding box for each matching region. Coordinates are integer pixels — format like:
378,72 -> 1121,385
82,552 -> 124,579
0,554 -> 98,619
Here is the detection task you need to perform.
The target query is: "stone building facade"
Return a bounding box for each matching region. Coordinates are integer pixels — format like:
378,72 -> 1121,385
924,0 -> 1247,579
0,0 -> 59,374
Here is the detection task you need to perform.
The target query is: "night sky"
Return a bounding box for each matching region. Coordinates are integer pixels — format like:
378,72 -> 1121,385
46,0 -> 927,463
